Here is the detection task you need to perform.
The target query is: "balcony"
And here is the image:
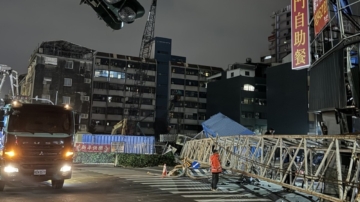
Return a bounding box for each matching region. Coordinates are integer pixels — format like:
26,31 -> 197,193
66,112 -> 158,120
107,102 -> 123,107
185,75 -> 198,81
140,104 -> 155,110
171,73 -> 185,79
93,89 -> 107,94
107,115 -> 122,120
93,101 -> 106,107
185,86 -> 198,91
108,89 -> 125,95
92,114 -> 106,120
95,65 -> 108,70
109,78 -> 125,84
184,119 -> 198,125
94,77 -> 108,82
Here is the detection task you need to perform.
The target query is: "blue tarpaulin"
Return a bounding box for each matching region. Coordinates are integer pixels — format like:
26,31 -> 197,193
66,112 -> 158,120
202,113 -> 260,157
202,113 -> 255,137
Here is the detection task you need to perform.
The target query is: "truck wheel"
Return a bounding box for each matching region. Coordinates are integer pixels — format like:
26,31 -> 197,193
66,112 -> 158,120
51,180 -> 64,189
0,181 -> 5,191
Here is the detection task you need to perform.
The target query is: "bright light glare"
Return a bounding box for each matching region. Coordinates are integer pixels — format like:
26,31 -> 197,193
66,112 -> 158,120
60,165 -> 72,172
65,151 -> 74,157
5,151 -> 15,157
4,165 -> 18,173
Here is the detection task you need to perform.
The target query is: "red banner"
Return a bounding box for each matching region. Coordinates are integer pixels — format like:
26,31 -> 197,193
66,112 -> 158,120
291,0 -> 311,70
313,0 -> 330,36
74,143 -> 111,153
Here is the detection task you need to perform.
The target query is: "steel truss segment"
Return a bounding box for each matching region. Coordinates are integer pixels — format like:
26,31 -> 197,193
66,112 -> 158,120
180,135 -> 360,202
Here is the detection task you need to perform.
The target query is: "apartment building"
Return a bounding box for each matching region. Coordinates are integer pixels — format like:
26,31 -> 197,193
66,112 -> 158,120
21,38 -> 223,136
91,51 -> 157,135
169,61 -> 223,134
20,40 -> 94,131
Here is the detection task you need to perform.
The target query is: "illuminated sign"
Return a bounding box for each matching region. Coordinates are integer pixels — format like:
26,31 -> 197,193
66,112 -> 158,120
291,0 -> 311,70
313,0 -> 330,36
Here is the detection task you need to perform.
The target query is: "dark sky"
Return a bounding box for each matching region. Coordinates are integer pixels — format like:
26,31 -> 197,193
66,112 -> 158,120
0,0 -> 289,94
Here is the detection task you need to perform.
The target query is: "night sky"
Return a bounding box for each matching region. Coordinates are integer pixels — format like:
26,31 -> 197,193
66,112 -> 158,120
0,0 -> 289,94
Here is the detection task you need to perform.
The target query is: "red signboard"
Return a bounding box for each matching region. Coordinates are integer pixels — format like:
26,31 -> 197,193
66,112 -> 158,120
291,0 -> 311,70
74,143 -> 111,153
313,0 -> 330,36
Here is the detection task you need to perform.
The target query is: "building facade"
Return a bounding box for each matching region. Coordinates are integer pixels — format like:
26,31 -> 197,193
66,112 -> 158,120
21,38 -> 223,137
206,62 -> 268,134
20,40 -> 94,132
266,62 -> 310,134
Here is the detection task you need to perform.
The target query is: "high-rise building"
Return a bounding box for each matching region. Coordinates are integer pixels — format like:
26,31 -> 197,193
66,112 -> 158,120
20,38 -> 223,137
262,5 -> 292,64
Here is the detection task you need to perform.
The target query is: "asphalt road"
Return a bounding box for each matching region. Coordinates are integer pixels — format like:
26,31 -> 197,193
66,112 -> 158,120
0,165 -> 316,202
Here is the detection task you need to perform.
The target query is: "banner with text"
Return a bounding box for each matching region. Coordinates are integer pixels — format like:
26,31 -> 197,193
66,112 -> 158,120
291,0 -> 311,70
313,0 -> 330,36
74,143 -> 111,153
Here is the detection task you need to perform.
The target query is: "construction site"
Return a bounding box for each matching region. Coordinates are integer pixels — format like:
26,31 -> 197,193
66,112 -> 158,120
3,0 -> 360,201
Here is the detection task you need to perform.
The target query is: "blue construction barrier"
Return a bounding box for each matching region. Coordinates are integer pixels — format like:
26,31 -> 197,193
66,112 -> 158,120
81,134 -> 155,154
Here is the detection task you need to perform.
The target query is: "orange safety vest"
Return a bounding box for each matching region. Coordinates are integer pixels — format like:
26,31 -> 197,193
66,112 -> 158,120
210,153 -> 222,173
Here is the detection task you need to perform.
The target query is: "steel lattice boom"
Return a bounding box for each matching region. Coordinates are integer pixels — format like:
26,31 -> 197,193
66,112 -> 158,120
181,134 -> 360,202
139,0 -> 157,59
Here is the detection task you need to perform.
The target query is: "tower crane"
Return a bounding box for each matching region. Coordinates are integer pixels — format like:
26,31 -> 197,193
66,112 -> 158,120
127,0 -> 157,135
0,64 -> 19,99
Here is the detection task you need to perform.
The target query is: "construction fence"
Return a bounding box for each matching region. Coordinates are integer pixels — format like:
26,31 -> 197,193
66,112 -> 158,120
73,134 -> 156,164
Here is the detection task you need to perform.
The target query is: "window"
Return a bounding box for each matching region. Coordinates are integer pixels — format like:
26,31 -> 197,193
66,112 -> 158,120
231,72 -> 234,77
243,84 -> 255,91
245,71 -> 250,76
242,98 -> 253,104
65,61 -> 73,69
94,70 -> 109,78
64,78 -> 72,86
63,96 -> 71,104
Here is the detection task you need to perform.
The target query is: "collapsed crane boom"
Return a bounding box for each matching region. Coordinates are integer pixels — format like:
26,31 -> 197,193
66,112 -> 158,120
181,134 -> 360,202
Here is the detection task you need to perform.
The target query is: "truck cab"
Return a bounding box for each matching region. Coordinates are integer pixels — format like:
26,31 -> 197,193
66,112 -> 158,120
0,101 -> 78,190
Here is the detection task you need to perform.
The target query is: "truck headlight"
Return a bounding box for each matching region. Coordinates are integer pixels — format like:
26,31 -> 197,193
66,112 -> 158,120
60,165 -> 71,172
4,165 -> 19,173
65,151 -> 74,157
5,151 -> 15,157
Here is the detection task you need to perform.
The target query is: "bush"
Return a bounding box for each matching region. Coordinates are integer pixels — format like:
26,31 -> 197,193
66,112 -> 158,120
116,152 -> 175,167
73,152 -> 115,164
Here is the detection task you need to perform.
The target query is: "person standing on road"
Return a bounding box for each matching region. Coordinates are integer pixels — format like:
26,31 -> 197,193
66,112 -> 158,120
210,149 -> 222,191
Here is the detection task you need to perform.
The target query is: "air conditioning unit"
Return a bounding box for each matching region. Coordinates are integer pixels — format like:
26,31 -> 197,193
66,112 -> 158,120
80,124 -> 87,131
84,78 -> 91,84
80,114 -> 89,119
82,96 -> 90,101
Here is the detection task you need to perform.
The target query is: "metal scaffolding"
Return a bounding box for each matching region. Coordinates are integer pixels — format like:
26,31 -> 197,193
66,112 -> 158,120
180,134 -> 360,202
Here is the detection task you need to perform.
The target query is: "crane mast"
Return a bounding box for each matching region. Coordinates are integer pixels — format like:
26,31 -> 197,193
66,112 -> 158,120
127,0 -> 157,135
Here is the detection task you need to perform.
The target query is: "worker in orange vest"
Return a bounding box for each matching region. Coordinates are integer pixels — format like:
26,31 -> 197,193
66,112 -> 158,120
209,149 -> 222,191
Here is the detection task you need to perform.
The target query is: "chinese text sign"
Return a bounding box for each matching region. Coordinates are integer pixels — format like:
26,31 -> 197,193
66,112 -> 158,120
291,0 -> 311,70
313,0 -> 330,36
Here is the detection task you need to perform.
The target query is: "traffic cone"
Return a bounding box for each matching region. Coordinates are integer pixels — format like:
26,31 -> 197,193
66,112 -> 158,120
161,164 -> 167,178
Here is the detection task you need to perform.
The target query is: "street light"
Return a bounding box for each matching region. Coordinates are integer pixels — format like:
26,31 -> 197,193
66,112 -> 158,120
81,0 -> 145,30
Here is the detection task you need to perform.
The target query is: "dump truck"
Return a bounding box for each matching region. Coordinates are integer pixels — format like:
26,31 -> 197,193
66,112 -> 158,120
0,100 -> 79,190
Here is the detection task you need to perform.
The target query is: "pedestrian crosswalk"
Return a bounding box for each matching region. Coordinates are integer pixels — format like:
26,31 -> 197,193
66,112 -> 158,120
123,175 -> 272,202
